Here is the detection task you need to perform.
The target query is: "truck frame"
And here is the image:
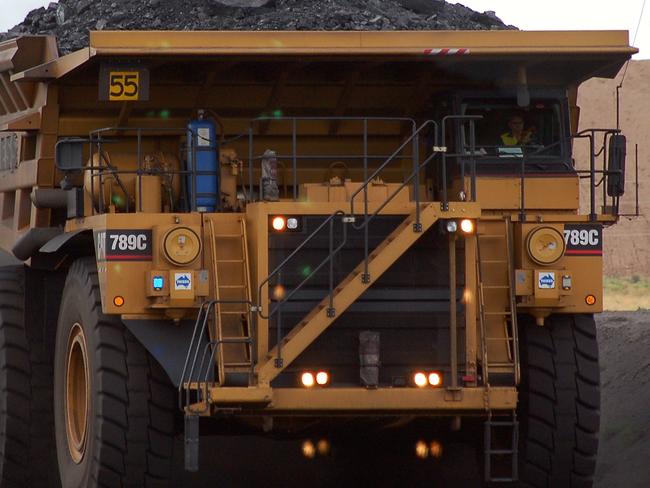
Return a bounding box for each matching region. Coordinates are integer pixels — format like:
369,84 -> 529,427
0,30 -> 636,486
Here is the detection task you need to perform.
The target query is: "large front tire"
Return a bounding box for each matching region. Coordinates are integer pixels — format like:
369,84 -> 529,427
54,258 -> 175,487
0,266 -> 59,487
518,314 -> 600,487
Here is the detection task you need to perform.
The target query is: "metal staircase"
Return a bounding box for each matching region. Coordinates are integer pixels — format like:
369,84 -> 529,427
206,217 -> 254,386
476,217 -> 520,386
257,202 -> 440,382
484,412 -> 519,482
476,217 -> 520,482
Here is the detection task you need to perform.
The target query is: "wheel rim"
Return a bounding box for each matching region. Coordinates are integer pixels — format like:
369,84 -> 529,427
65,323 -> 89,464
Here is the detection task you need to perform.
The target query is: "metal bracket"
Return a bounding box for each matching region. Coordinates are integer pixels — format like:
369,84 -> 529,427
326,307 -> 336,318
444,387 -> 463,402
413,222 -> 423,233
250,305 -> 261,312
432,146 -> 447,153
361,273 -> 370,284
184,414 -> 200,472
440,202 -> 449,212
274,358 -> 284,368
342,216 -> 356,223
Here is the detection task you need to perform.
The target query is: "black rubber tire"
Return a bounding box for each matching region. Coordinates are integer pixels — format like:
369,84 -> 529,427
54,258 -> 175,487
517,314 -> 600,487
0,266 -> 59,487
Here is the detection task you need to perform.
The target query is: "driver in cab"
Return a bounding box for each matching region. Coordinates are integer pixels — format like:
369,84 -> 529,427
500,114 -> 536,146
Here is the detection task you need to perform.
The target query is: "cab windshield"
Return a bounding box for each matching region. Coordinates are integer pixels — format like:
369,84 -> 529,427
459,99 -> 569,168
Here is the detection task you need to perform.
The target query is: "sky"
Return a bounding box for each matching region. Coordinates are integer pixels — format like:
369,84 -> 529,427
0,0 -> 647,58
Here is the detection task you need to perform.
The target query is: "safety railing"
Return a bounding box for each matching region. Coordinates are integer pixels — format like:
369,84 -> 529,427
246,116 -> 418,202
179,299 -> 257,413
256,119 -> 448,368
55,126 -> 221,215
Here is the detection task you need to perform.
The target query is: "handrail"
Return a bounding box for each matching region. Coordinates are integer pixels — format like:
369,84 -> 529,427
258,210 -> 347,320
247,116 -> 417,202
256,119 -> 446,367
179,299 -> 256,413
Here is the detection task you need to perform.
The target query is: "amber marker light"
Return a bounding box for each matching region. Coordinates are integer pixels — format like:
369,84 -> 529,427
301,440 -> 316,459
585,294 -> 597,306
460,219 -> 474,234
414,372 -> 428,387
429,441 -> 443,459
316,371 -> 329,386
271,216 -> 286,231
113,296 -> 125,307
415,440 -> 429,459
428,372 -> 442,387
301,372 -> 315,387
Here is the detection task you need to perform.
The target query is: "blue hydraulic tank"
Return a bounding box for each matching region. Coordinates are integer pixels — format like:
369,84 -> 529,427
187,111 -> 219,212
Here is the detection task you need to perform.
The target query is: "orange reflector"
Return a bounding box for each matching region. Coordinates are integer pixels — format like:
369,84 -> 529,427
428,372 -> 442,386
585,294 -> 597,306
113,296 -> 124,307
301,372 -> 315,387
272,216 -> 286,231
414,372 -> 427,387
316,371 -> 329,385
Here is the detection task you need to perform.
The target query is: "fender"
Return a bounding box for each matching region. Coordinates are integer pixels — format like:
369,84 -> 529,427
122,318 -> 209,387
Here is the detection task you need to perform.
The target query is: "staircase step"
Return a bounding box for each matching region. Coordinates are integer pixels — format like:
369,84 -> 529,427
259,203 -> 438,382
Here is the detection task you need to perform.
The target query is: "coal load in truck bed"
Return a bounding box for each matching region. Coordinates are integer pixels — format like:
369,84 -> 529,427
0,0 -> 514,54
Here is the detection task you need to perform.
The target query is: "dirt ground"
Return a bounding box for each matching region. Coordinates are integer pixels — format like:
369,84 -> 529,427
595,311 -> 650,488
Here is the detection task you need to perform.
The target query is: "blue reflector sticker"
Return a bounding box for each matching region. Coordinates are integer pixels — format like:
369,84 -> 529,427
153,276 -> 164,291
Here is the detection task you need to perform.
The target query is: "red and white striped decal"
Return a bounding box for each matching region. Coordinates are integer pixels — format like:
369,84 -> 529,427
423,48 -> 470,56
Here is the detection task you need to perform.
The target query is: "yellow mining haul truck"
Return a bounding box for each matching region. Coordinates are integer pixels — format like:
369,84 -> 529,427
0,30 -> 635,486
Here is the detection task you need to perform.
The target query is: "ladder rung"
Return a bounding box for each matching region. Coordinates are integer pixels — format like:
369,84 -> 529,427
482,260 -> 508,264
484,311 -> 512,316
485,337 -> 515,341
220,337 -> 252,343
223,362 -> 253,367
478,234 -> 505,238
487,449 -> 516,455
219,284 -> 246,288
487,362 -> 516,367
216,259 -> 245,263
219,311 -> 247,315
213,234 -> 242,238
482,285 -> 510,289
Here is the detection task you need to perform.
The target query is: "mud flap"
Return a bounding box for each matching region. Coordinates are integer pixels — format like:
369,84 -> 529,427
184,414 -> 200,472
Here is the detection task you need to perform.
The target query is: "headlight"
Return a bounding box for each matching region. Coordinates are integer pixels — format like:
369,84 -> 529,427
526,226 -> 565,265
446,221 -> 458,233
163,227 -> 201,265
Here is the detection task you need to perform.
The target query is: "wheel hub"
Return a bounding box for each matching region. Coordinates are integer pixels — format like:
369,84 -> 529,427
65,323 -> 89,464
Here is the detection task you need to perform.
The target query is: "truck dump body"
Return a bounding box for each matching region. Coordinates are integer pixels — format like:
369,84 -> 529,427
0,30 -> 636,486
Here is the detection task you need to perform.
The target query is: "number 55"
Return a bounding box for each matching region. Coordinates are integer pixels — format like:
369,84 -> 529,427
109,72 -> 139,101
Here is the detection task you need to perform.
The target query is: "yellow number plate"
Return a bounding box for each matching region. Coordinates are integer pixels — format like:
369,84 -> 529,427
109,71 -> 140,101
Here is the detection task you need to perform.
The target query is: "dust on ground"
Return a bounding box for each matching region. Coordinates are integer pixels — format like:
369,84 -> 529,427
595,311 -> 650,488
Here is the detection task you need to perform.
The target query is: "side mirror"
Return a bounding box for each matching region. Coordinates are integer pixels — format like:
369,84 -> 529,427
55,138 -> 86,172
607,134 -> 626,197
